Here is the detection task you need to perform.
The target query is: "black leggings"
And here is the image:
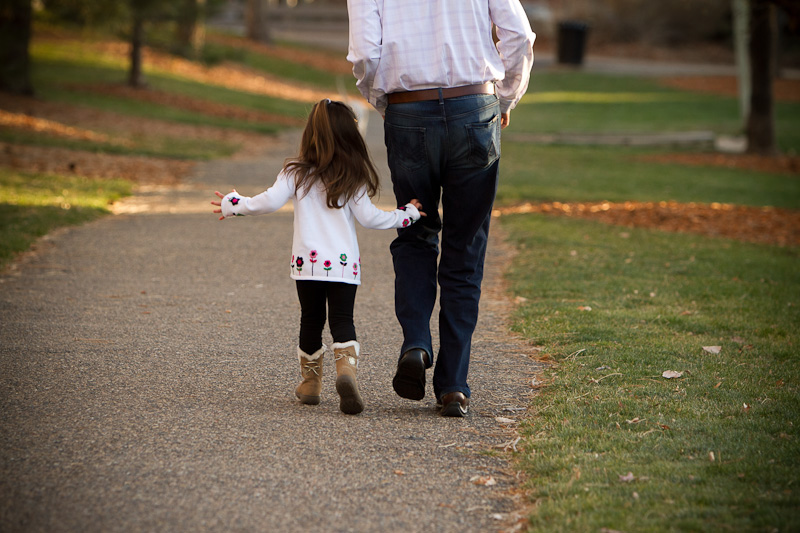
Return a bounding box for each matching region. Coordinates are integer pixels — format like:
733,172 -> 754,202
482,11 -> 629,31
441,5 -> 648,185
295,280 -> 357,355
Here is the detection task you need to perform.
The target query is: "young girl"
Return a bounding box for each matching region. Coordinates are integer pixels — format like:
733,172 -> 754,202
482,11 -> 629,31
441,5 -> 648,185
211,99 -> 424,415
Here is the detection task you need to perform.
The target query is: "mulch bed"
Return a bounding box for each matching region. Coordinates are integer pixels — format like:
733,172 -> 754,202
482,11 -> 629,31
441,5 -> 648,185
494,201 -> 800,247
1,142 -> 193,185
639,152 -> 800,175
657,76 -> 800,103
70,83 -> 305,127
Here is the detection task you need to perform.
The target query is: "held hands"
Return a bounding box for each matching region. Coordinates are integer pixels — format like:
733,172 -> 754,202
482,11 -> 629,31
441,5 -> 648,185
408,198 -> 426,217
211,190 -> 235,220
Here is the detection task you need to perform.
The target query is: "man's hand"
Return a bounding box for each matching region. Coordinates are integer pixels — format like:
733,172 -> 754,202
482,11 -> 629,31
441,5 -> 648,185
501,113 -> 510,129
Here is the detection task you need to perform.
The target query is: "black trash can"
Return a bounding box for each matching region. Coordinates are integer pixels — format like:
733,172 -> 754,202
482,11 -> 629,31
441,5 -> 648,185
557,21 -> 589,65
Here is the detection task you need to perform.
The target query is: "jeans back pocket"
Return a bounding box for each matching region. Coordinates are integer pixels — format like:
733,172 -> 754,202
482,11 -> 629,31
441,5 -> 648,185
385,122 -> 427,172
465,115 -> 500,169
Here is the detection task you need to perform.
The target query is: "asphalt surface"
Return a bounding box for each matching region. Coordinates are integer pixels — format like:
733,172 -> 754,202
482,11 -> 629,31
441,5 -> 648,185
0,114 -> 541,532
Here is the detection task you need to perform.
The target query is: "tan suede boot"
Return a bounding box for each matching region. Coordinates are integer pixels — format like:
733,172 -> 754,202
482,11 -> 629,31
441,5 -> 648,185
332,341 -> 364,415
295,345 -> 325,405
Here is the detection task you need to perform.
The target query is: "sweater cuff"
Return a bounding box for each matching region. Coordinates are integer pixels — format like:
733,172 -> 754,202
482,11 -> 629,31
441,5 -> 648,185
399,203 -> 421,226
221,191 -> 247,218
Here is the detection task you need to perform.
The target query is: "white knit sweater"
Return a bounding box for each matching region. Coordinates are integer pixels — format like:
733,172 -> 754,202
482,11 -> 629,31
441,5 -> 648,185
220,169 -> 421,285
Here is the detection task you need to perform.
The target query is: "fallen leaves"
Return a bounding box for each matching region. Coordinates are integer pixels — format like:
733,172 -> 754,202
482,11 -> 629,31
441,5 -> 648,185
74,83 -> 304,127
1,142 -> 193,185
493,200 -> 800,247
662,370 -> 684,379
657,75 -> 800,103
702,346 -> 722,354
0,109 -> 129,145
470,475 -> 497,486
639,151 -> 800,176
589,372 -> 622,384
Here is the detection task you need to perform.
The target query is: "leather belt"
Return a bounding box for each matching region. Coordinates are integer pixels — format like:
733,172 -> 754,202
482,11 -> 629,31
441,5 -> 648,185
387,82 -> 495,104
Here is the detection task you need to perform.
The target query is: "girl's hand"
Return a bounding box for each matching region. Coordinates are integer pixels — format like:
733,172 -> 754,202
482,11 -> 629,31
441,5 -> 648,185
408,198 -> 427,217
211,190 -> 233,220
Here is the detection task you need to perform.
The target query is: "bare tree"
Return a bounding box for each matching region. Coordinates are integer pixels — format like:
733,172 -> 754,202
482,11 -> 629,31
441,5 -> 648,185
745,0 -> 776,154
0,0 -> 34,95
126,0 -> 167,88
246,0 -> 271,43
176,0 -> 206,59
745,0 -> 800,154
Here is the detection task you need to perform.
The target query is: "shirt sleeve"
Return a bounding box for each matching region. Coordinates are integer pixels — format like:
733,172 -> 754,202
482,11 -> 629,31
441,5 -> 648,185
346,0 -> 387,113
220,170 -> 295,218
349,190 -> 421,230
489,0 -> 536,114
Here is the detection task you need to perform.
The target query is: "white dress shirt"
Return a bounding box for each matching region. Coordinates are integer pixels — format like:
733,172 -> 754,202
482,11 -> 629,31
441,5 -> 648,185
220,170 -> 421,285
347,0 -> 535,114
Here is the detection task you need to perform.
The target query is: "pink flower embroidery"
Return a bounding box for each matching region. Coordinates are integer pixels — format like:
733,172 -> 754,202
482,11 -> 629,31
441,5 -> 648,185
309,250 -> 317,274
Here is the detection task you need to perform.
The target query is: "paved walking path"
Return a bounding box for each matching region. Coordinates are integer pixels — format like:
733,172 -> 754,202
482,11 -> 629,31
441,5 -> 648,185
0,113 -> 540,532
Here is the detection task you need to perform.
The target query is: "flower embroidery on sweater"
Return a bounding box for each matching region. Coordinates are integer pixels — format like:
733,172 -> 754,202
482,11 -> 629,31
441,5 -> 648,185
296,256 -> 304,273
229,197 -> 240,205
309,250 -> 317,275
323,260 -> 332,276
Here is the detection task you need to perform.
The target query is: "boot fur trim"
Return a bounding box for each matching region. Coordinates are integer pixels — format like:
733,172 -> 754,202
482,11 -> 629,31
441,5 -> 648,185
331,340 -> 359,356
298,344 -> 326,362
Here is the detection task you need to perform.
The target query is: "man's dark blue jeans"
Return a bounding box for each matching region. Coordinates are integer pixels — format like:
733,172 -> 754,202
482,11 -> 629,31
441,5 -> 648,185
384,92 -> 501,401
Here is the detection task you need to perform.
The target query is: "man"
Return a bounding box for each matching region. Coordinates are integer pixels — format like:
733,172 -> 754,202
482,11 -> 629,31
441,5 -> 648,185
347,0 -> 534,417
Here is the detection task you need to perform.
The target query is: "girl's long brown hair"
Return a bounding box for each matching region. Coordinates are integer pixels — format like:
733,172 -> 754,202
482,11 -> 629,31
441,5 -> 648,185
284,99 -> 380,209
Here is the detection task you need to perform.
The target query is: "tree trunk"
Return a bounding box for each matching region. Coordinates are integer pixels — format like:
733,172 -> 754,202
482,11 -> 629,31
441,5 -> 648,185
245,0 -> 271,43
745,0 -> 777,154
0,0 -> 34,95
176,0 -> 206,59
732,0 -> 750,122
128,11 -> 145,88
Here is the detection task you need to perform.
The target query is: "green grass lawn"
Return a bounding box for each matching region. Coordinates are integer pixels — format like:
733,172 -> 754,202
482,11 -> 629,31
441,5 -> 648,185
201,38 -> 355,94
497,144 -> 800,208
513,72 -> 800,153
31,38 -> 315,127
502,214 -> 799,532
497,72 -> 800,532
0,169 -> 131,268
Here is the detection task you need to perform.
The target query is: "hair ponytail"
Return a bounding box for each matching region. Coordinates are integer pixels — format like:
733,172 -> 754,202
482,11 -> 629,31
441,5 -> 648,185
285,99 -> 380,209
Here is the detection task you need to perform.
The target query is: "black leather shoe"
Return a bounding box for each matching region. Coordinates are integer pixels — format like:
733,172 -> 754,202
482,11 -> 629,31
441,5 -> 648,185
439,392 -> 469,417
392,348 -> 429,400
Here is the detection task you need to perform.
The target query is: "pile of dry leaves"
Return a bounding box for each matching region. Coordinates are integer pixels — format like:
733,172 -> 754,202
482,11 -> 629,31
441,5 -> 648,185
494,200 -> 800,247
